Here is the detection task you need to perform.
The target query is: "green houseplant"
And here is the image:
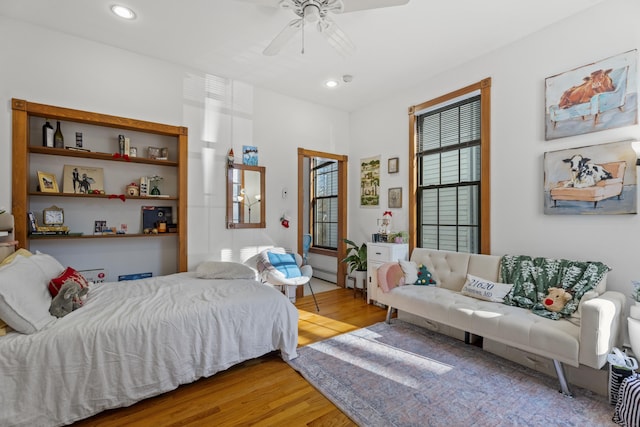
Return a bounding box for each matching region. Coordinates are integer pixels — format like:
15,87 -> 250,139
342,239 -> 367,290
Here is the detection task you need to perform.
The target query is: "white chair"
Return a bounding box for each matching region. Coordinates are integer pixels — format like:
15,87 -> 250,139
302,234 -> 312,265
256,248 -> 319,312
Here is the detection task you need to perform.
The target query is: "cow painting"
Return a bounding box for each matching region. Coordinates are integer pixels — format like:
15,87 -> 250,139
558,69 -> 615,109
562,154 -> 612,188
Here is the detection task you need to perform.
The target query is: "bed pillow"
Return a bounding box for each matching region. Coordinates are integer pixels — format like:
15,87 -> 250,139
461,274 -> 513,303
31,252 -> 65,280
196,261 -> 257,280
266,252 -> 302,279
49,266 -> 90,297
0,248 -> 33,267
0,255 -> 57,334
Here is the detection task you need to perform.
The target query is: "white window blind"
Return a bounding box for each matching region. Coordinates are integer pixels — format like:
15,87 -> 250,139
417,95 -> 481,253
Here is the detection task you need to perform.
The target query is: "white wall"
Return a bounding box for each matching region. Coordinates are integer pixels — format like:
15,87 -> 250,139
349,0 -> 640,341
0,16 -> 349,277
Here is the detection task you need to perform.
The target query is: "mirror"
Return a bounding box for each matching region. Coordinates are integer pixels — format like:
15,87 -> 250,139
226,163 -> 266,229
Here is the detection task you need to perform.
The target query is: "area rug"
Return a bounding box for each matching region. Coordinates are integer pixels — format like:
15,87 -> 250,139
288,320 -> 614,426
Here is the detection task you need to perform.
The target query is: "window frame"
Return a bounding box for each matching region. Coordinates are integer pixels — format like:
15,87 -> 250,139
311,158 -> 339,250
408,78 -> 492,254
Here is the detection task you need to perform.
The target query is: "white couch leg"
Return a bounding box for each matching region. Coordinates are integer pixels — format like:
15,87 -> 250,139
553,359 -> 573,397
386,306 -> 394,324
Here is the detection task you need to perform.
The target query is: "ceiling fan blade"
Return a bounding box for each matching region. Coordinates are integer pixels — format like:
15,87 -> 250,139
319,18 -> 356,57
341,0 -> 409,13
263,18 -> 303,56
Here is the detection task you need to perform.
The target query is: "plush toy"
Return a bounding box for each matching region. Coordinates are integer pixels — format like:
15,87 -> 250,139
49,280 -> 88,318
415,264 -> 436,286
542,287 -> 572,312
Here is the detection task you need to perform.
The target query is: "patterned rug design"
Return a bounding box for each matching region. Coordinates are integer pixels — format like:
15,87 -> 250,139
288,320 -> 615,426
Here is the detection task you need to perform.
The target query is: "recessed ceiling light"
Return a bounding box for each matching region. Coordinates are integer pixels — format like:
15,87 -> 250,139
325,79 -> 339,88
111,5 -> 136,20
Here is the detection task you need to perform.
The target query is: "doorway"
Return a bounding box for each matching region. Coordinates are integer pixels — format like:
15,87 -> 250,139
297,148 -> 348,289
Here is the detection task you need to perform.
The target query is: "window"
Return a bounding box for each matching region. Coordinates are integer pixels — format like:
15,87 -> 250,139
409,79 -> 491,254
312,158 -> 338,249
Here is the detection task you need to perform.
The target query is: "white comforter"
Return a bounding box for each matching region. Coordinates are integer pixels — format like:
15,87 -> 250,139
0,273 -> 299,426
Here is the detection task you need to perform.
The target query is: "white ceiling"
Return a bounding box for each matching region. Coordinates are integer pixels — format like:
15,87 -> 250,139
0,0 -> 607,112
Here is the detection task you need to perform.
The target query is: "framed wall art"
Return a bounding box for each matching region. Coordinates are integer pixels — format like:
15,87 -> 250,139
243,145 -> 258,166
388,157 -> 399,174
360,155 -> 380,207
388,187 -> 402,208
63,165 -> 104,194
543,140 -> 637,215
545,49 -> 638,140
37,171 -> 59,193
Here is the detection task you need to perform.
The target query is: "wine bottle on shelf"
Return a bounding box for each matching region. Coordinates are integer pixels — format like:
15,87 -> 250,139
54,121 -> 64,148
42,119 -> 54,147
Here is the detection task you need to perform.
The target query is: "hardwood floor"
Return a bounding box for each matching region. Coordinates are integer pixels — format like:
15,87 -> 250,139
73,288 -> 387,426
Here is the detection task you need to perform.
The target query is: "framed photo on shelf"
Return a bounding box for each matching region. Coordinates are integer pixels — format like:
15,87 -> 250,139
388,187 -> 402,208
37,171 -> 59,193
388,157 -> 399,174
63,165 -> 104,194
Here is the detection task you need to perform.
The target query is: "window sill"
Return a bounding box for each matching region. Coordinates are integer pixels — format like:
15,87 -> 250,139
309,247 -> 337,257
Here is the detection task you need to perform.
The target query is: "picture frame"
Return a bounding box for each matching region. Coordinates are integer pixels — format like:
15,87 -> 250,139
63,165 -> 104,194
388,187 -> 402,208
360,156 -> 380,207
544,49 -> 637,140
242,145 -> 258,166
388,157 -> 399,174
37,171 -> 59,193
543,140 -> 637,215
146,147 -> 169,160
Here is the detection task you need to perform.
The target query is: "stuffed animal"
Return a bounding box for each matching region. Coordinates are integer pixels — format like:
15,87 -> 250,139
49,280 -> 88,318
415,264 -> 436,286
542,287 -> 572,312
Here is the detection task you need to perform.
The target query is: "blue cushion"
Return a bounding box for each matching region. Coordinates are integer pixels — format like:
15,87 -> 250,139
267,252 -> 302,279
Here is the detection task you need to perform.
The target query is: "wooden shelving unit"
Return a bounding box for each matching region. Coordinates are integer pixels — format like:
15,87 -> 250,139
11,98 -> 188,273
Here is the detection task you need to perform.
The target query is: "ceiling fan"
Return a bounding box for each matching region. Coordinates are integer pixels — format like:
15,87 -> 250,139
257,0 -> 409,56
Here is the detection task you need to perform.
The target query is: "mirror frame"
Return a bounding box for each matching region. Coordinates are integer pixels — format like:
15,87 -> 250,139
226,163 -> 266,229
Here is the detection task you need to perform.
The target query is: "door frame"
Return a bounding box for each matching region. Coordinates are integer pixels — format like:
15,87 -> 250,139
297,148 -> 349,288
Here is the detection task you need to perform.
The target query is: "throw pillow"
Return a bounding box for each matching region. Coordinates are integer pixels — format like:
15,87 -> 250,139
461,274 -> 513,303
196,261 -> 257,280
415,264 -> 436,286
399,260 -> 418,283
266,252 -> 302,279
0,255 -> 57,334
49,266 -> 90,300
377,262 -> 405,293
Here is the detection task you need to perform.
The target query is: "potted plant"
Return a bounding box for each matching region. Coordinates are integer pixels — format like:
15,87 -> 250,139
630,280 -> 640,320
342,239 -> 367,289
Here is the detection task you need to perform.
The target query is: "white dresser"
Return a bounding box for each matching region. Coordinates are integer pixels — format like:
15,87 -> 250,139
366,242 -> 408,304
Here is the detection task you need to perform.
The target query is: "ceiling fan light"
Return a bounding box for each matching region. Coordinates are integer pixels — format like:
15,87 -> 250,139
303,4 -> 321,23
111,4 -> 136,20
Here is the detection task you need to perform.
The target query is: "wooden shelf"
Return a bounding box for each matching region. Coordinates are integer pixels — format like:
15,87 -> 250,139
29,146 -> 178,167
28,192 -> 178,201
12,98 -> 189,273
29,233 -> 177,240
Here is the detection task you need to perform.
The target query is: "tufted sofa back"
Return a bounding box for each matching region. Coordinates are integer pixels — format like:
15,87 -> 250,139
410,248 -> 501,292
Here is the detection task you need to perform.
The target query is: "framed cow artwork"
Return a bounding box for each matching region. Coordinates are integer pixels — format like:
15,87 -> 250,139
545,50 -> 637,140
543,140 -> 637,215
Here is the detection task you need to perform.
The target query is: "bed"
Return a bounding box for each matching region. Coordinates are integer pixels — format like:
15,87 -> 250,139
0,253 -> 299,427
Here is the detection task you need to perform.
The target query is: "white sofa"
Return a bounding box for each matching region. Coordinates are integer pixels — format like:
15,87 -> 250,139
375,248 -> 626,396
